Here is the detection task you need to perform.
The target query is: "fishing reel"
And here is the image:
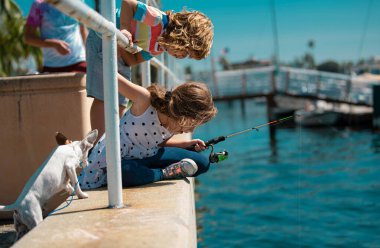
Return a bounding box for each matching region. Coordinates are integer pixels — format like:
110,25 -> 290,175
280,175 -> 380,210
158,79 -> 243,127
208,145 -> 228,163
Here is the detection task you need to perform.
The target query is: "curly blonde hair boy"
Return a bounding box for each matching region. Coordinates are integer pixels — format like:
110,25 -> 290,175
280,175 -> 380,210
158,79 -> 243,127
158,11 -> 214,60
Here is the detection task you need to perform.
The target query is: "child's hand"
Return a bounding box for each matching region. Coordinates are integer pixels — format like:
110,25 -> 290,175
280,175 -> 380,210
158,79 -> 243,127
188,139 -> 207,152
120,29 -> 133,47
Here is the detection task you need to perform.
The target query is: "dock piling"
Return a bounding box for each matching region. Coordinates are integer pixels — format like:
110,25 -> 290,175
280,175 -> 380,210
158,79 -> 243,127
373,84 -> 380,131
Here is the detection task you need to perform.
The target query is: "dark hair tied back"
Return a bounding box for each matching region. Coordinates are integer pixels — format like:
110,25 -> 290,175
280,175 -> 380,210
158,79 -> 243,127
148,82 -> 217,128
165,91 -> 172,101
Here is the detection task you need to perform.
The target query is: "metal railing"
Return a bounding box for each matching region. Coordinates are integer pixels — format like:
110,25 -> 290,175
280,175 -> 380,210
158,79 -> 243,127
279,67 -> 375,105
208,66 -> 377,106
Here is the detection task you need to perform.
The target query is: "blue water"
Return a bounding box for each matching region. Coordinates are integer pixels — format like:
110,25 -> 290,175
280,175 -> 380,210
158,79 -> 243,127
194,99 -> 380,248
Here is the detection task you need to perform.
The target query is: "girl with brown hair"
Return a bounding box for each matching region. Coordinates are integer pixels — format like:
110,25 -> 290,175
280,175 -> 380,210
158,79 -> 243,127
79,74 -> 217,188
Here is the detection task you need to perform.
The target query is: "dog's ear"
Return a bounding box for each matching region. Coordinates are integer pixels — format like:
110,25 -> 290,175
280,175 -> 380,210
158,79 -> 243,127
55,132 -> 72,145
84,129 -> 98,145
79,130 -> 98,152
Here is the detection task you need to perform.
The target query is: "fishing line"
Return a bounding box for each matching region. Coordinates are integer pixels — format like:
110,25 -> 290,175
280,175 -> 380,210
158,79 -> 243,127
357,0 -> 374,60
296,112 -> 303,246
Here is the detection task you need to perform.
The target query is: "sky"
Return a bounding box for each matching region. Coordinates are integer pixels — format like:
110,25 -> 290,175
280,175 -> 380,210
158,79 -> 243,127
15,0 -> 380,71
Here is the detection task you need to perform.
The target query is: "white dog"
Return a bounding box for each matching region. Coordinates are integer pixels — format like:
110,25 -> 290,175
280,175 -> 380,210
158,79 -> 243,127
0,129 -> 98,241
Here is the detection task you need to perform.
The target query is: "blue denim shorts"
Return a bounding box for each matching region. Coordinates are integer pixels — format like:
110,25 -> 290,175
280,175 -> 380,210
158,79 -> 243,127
86,30 -> 130,106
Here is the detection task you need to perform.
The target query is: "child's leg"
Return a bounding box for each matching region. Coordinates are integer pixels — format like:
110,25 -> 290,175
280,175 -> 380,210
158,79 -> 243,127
86,30 -> 106,140
90,99 -> 105,139
121,160 -> 163,187
145,147 -> 211,176
90,99 -> 126,139
121,147 -> 210,187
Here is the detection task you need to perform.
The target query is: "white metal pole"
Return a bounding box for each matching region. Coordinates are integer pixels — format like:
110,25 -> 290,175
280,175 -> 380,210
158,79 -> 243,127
168,56 -> 174,88
141,62 -> 151,87
157,54 -> 165,85
101,0 -> 123,208
141,0 -> 151,88
150,58 -> 180,85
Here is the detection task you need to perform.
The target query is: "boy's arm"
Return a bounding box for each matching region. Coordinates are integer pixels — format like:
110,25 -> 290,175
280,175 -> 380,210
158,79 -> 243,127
118,47 -> 146,66
120,0 -> 137,32
118,0 -> 156,65
118,0 -> 141,65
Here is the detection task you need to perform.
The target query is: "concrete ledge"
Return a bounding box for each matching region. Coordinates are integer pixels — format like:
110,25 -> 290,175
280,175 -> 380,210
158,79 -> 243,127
0,73 -> 86,95
13,179 -> 197,248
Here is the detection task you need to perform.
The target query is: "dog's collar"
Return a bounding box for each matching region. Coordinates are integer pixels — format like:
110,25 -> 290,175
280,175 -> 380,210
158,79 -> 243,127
72,143 -> 87,168
79,159 -> 88,168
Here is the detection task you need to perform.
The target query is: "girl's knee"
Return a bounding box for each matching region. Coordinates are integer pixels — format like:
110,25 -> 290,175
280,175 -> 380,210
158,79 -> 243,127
192,155 -> 210,175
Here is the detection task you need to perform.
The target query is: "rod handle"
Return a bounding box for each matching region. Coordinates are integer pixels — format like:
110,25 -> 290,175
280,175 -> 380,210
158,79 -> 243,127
205,136 -> 226,146
186,136 -> 226,151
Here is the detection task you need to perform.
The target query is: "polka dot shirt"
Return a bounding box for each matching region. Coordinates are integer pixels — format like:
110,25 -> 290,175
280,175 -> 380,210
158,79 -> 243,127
79,105 -> 172,189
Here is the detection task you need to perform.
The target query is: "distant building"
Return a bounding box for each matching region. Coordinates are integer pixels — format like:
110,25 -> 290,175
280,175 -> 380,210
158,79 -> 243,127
353,56 -> 380,75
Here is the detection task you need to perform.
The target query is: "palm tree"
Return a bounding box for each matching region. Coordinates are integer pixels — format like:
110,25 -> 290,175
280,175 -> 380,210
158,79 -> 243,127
0,0 -> 42,77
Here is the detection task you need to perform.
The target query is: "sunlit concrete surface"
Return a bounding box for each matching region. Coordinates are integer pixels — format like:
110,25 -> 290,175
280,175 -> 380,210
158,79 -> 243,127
13,178 -> 196,248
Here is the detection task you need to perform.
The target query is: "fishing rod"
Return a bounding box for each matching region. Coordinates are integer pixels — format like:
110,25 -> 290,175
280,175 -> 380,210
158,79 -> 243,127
204,115 -> 295,147
192,115 -> 296,163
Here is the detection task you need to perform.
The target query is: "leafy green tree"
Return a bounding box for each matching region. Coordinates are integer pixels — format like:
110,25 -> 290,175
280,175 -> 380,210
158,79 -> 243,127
0,0 -> 42,77
303,52 -> 315,69
304,39 -> 315,69
340,61 -> 353,74
289,40 -> 316,69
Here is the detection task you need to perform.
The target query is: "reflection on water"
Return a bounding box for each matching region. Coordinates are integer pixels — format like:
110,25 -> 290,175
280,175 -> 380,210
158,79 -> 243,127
372,134 -> 380,153
194,99 -> 380,248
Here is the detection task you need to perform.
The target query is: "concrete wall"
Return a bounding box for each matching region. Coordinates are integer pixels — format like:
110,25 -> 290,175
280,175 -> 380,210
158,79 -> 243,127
0,73 -> 93,219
